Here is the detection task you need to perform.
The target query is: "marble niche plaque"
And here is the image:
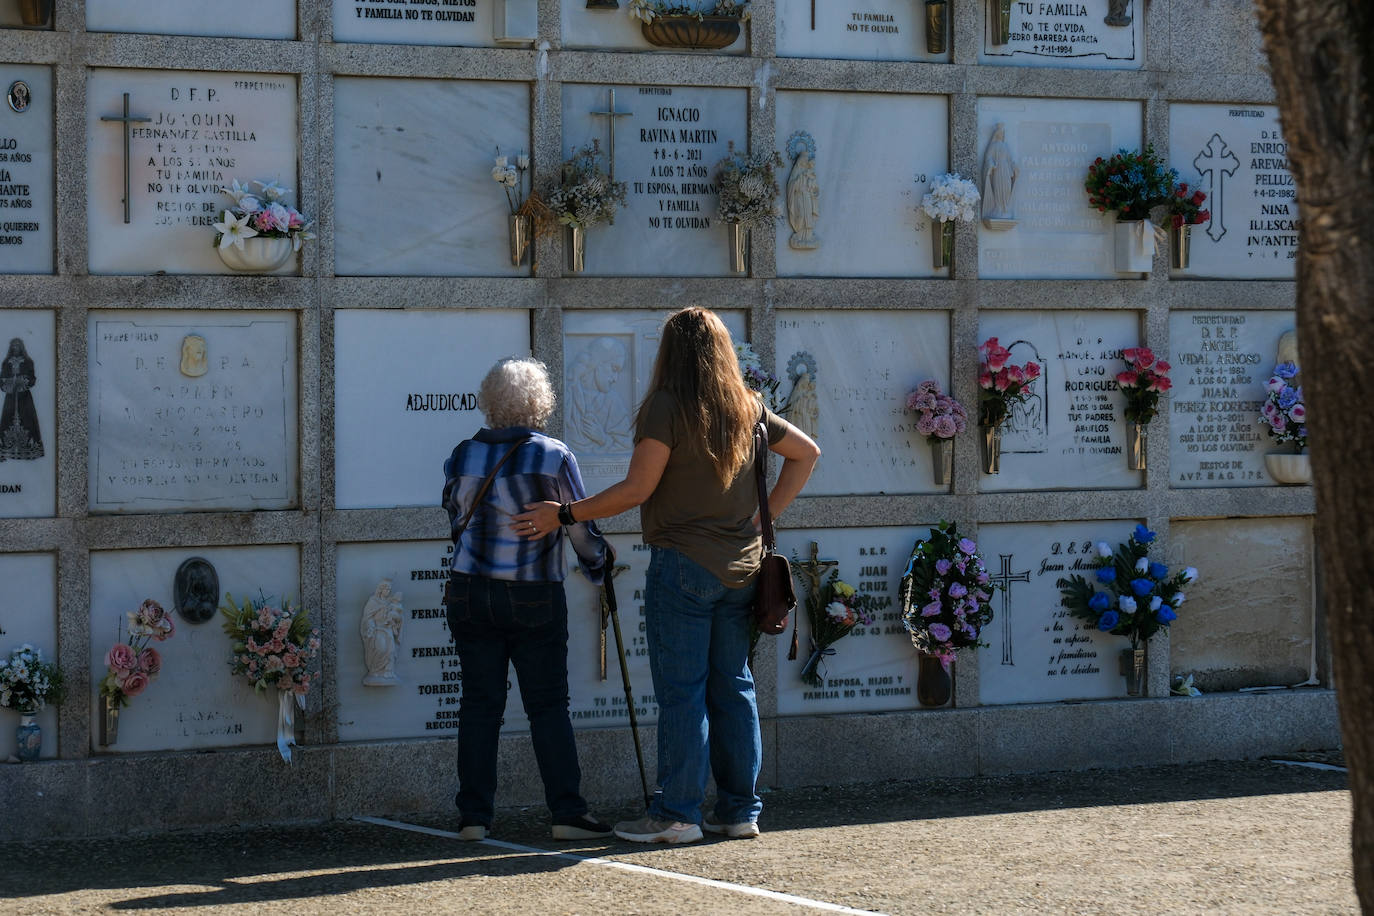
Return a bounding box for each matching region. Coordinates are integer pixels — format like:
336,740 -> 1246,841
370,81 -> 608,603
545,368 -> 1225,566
981,0 -> 1144,70
977,519 -> 1137,705
776,0 -> 948,63
562,310 -> 746,495
0,66 -> 54,275
86,69 -> 298,275
977,97 -> 1143,279
775,527 -> 926,716
561,2 -> 745,53
334,78 -> 530,277
1169,104 -> 1297,280
333,309 -> 530,508
88,311 -> 298,512
334,0 -> 517,47
979,310 -> 1143,492
774,310 -> 950,496
775,91 -> 949,278
87,0 -> 296,38
1169,310 -> 1295,488
0,553 -> 57,760
0,309 -> 55,518
560,84 -> 745,277
89,545 -> 298,753
336,534 -> 658,741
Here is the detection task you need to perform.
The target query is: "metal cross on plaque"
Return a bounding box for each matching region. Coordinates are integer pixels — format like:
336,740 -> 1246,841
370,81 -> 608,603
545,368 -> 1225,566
991,553 -> 1031,666
100,92 -> 152,224
589,88 -> 633,183
811,0 -> 816,29
1193,133 -> 1240,243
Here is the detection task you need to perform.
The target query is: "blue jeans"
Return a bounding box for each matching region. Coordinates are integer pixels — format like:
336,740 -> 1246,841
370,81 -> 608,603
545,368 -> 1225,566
446,573 -> 587,826
645,546 -> 762,825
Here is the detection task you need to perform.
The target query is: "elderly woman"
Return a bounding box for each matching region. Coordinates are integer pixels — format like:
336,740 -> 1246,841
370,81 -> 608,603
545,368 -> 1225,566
441,357 -> 612,842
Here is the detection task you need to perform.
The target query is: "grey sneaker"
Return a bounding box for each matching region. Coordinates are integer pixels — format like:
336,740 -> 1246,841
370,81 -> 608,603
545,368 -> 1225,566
613,816 -> 703,844
702,814 -> 760,839
457,822 -> 487,841
551,813 -> 614,840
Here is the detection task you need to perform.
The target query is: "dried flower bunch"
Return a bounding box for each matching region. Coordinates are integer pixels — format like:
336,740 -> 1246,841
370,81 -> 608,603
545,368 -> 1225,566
715,142 -> 782,227
546,143 -> 628,230
628,0 -> 751,23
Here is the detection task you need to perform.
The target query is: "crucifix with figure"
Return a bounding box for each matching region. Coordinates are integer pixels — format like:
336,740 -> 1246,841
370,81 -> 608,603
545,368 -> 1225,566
100,92 -> 152,224
991,554 -> 1031,666
589,88 -> 633,183
1193,133 -> 1240,243
792,540 -> 839,609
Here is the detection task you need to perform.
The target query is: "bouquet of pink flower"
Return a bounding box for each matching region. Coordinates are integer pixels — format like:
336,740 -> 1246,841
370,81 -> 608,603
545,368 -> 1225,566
99,599 -> 175,708
906,379 -> 968,443
1116,347 -> 1172,423
900,523 -> 995,669
221,593 -> 320,696
1261,361 -> 1306,450
977,337 -> 1041,427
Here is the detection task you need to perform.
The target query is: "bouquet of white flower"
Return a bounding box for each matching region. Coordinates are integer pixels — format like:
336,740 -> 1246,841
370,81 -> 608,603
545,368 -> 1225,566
921,172 -> 981,223
546,144 -> 627,229
491,149 -> 530,215
715,143 -> 782,227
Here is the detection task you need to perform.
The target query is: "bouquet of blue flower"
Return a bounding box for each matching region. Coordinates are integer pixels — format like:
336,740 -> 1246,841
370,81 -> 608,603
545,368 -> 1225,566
1057,524 -> 1197,650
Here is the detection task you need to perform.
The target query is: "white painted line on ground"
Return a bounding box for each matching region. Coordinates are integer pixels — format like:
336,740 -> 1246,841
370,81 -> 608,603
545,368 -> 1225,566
357,815 -> 889,916
1271,759 -> 1348,773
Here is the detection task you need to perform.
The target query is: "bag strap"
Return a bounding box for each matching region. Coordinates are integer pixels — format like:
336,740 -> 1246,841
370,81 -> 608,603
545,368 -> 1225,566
753,416 -> 776,552
453,435 -> 531,543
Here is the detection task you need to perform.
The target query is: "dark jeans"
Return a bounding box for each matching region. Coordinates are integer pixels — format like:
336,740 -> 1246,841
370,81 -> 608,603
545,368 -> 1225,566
445,573 -> 588,826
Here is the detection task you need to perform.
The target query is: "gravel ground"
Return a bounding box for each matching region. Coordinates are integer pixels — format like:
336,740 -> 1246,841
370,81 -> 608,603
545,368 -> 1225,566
0,758 -> 1355,915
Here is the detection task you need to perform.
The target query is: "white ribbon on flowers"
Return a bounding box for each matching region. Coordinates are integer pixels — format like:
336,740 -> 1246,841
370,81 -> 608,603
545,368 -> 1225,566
277,690 -> 305,764
1129,219 -> 1169,258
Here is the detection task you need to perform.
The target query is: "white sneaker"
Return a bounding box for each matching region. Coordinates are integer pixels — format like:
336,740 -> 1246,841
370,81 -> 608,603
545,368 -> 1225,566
702,815 -> 760,839
613,816 -> 703,844
457,823 -> 487,841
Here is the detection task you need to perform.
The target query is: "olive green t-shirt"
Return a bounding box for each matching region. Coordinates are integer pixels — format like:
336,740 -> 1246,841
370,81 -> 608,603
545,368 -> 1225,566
637,389 -> 788,588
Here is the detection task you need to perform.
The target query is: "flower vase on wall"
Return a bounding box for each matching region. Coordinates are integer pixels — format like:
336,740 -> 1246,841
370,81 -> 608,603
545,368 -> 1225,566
1120,647 -> 1146,697
925,0 -> 948,54
100,696 -> 120,746
18,0 -> 53,26
15,709 -> 41,761
1126,422 -> 1147,471
640,16 -> 740,50
1264,448 -> 1311,485
567,226 -> 586,273
508,214 -> 531,266
916,654 -> 953,707
217,237 -> 294,273
931,219 -> 954,269
1169,224 -> 1191,269
980,425 -> 1001,474
727,222 -> 748,274
990,0 -> 1012,45
1113,219 -> 1155,273
930,438 -> 953,486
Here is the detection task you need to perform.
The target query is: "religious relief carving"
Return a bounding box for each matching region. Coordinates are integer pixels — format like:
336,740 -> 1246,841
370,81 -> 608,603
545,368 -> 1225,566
180,335 -> 208,378
783,351 -> 820,440
981,123 -> 1019,230
173,557 -> 220,625
566,336 -> 634,454
0,337 -> 43,461
1002,340 -> 1047,454
361,578 -> 404,686
785,131 -> 820,250
1104,0 -> 1133,27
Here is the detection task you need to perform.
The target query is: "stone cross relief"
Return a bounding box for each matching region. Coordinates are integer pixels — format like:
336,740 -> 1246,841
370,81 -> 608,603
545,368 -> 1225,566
589,88 -> 633,183
991,553 -> 1031,666
99,92 -> 152,224
1193,133 -> 1240,243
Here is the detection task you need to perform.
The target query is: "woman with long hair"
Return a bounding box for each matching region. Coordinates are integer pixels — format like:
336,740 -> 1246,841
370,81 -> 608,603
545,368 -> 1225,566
515,307 -> 819,844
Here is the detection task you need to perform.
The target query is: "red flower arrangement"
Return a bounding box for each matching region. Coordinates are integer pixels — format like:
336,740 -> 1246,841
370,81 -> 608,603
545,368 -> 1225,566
1165,182 -> 1210,229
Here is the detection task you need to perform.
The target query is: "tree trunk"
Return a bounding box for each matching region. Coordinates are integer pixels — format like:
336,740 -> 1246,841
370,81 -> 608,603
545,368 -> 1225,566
1252,1 -> 1374,908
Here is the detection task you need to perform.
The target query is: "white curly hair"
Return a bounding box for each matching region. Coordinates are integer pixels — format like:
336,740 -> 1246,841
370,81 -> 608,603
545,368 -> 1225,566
478,357 -> 555,430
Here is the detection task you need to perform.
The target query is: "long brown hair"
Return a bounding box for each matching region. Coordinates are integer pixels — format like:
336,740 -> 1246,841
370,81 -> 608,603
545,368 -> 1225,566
635,307 -> 758,488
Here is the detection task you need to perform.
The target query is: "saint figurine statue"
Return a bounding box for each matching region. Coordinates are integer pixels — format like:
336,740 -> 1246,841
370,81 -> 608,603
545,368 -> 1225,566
786,149 -> 821,250
0,337 -> 43,461
1104,0 -> 1132,27
783,352 -> 820,440
981,123 -> 1019,230
361,578 -> 404,686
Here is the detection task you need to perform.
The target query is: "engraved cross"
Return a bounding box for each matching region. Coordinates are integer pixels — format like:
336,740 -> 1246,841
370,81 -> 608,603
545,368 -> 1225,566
1193,133 -> 1240,243
991,553 -> 1031,666
100,93 -> 152,224
589,88 -> 633,183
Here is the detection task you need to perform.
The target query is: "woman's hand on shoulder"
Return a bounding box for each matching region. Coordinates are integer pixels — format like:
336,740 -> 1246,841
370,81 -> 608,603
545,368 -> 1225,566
513,501 -> 560,539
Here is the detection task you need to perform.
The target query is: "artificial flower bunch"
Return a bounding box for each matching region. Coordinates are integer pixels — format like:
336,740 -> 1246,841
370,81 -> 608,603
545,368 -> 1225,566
212,179 -> 313,252
1084,146 -> 1176,221
546,143 -> 627,229
906,379 -> 968,443
920,172 -> 981,224
1164,181 -> 1210,229
1116,347 -> 1173,424
900,522 -> 995,669
977,336 -> 1041,427
1261,361 -> 1306,450
792,566 -> 881,687
221,593 -> 321,696
491,149 -> 530,214
735,341 -> 782,408
628,0 -> 751,22
715,142 -> 783,227
99,598 -> 175,708
0,644 -> 64,713
1058,524 -> 1197,650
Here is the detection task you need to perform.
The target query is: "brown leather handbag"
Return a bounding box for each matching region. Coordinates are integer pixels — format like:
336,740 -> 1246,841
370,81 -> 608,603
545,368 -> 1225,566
751,417 -> 797,646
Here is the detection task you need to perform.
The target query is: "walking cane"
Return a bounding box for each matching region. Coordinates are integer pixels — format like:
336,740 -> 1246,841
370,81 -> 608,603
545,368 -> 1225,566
600,545 -> 652,810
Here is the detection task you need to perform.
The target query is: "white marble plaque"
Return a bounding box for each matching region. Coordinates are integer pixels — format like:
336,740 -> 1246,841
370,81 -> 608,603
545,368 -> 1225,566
774,310 -> 950,496
1169,310 -> 1294,488
979,310 -> 1142,491
0,66 -> 53,275
560,84 -> 745,277
977,98 -> 1143,279
981,0 -> 1143,69
775,527 -> 924,716
977,519 -> 1136,705
86,70 -> 299,275
87,1 -> 296,38
0,552 -> 57,760
333,309 -> 530,508
335,535 -> 658,741
561,310 -> 746,495
88,545 -> 298,753
561,3 -> 747,52
1169,104 -> 1297,279
775,91 -> 949,277
334,0 -> 502,47
0,309 -> 55,518
88,311 -> 298,512
334,78 -> 531,276
776,0 -> 948,62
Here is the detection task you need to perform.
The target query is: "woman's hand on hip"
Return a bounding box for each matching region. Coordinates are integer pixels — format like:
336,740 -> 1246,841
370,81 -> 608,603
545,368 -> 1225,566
513,501 -> 560,539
